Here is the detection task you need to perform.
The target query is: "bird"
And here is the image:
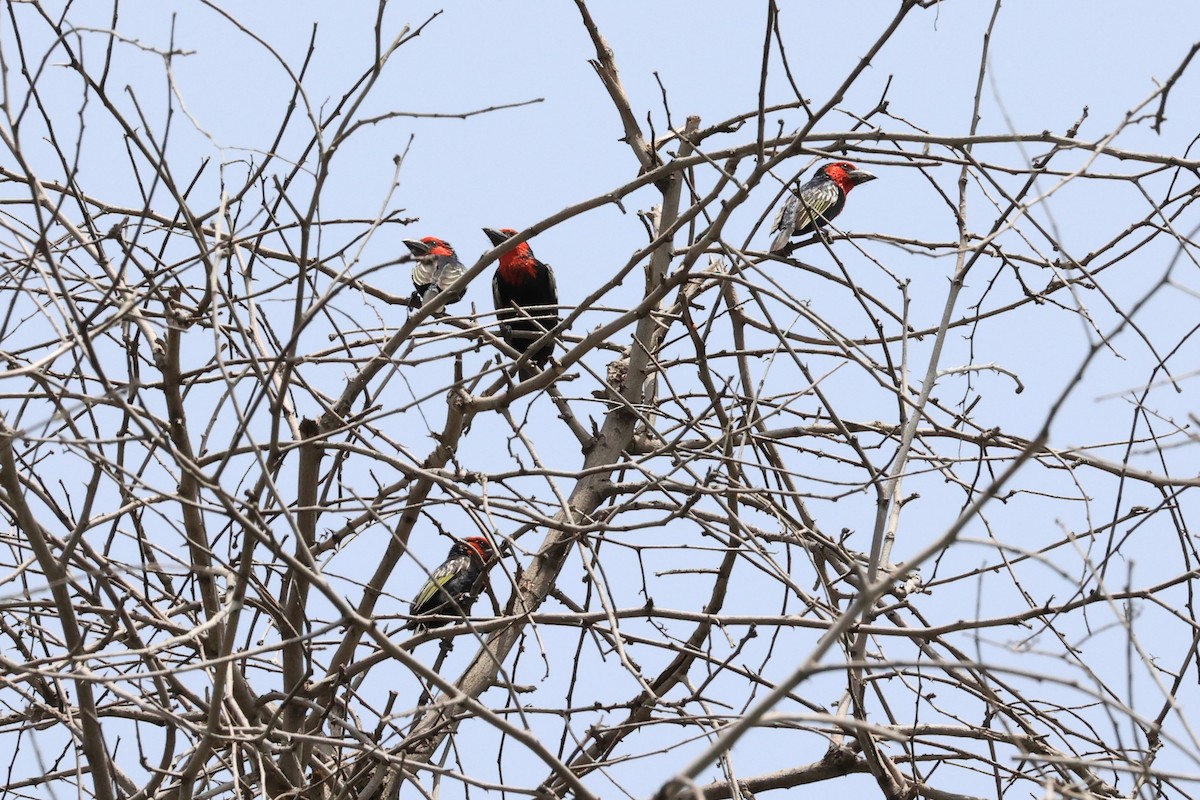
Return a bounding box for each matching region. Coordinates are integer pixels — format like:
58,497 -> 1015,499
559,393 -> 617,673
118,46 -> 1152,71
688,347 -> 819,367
407,536 -> 495,630
483,227 -> 560,365
404,236 -> 467,309
769,161 -> 877,253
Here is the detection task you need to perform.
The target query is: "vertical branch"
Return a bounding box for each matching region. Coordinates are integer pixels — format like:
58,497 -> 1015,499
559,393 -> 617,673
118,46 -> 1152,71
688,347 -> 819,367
865,0 -> 1005,581
0,425 -> 119,800
280,418 -> 323,783
159,292 -> 221,624
853,6 -> 1004,798
574,0 -> 657,173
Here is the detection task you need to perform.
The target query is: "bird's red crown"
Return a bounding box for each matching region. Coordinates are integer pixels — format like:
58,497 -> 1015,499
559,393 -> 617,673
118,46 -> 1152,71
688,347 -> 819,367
823,162 -> 865,194
462,536 -> 494,561
420,236 -> 455,258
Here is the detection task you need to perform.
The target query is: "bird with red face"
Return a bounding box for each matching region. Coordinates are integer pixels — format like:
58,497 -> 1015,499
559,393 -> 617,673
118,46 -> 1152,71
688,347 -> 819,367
407,536 -> 495,630
483,227 -> 559,364
769,162 -> 877,253
404,236 -> 467,309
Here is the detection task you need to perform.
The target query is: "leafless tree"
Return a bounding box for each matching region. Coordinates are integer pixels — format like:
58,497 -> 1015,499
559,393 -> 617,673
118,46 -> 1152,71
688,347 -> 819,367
2,2 -> 1199,799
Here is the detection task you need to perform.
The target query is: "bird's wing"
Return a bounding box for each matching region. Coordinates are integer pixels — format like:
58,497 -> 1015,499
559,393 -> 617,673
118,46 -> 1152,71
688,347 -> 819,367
769,194 -> 799,252
793,180 -> 842,232
435,257 -> 466,292
428,256 -> 467,303
543,262 -> 559,317
411,258 -> 435,293
492,272 -> 510,319
410,560 -> 459,614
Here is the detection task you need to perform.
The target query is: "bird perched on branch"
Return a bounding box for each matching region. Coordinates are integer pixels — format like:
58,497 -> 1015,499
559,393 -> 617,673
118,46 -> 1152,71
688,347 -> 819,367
407,536 -> 495,630
404,236 -> 467,309
769,162 -> 877,253
483,227 -> 559,365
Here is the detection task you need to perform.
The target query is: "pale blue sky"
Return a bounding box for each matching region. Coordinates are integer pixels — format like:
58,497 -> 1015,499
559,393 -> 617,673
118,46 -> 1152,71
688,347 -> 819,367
4,2 -> 1200,797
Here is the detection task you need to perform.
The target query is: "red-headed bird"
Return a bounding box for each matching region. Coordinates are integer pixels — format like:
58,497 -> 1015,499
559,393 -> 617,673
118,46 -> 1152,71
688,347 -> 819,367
769,162 -> 877,254
407,536 -> 495,630
483,227 -> 559,364
404,236 -> 467,309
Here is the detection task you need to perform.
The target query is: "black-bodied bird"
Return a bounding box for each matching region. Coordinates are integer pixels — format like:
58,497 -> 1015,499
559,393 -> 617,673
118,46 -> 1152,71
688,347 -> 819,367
769,161 -> 877,253
407,536 -> 494,630
404,236 -> 467,309
483,227 -> 559,364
